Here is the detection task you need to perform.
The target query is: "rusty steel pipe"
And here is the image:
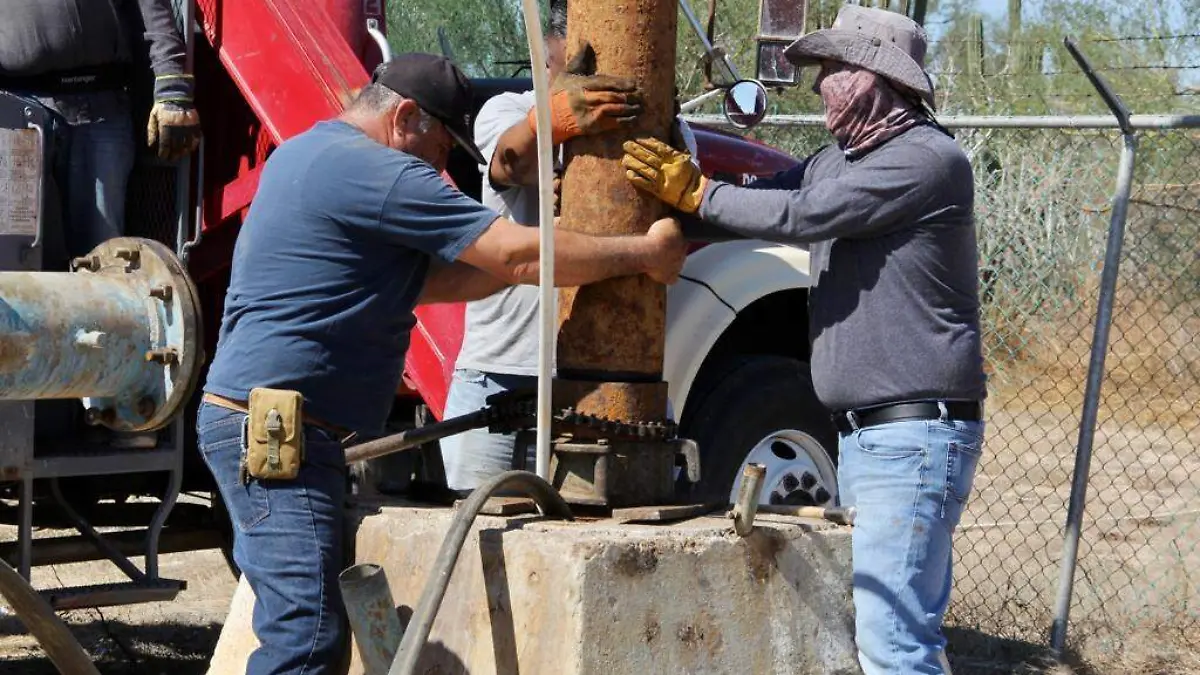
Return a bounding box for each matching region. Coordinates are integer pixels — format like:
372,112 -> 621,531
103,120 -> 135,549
556,0 -> 678,421
0,237 -> 203,431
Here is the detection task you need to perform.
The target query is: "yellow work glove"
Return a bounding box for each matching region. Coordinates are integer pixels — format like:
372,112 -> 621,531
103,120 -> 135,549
147,102 -> 202,162
621,137 -> 707,214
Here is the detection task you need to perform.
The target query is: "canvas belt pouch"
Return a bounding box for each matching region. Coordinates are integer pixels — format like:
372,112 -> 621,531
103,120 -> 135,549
242,388 -> 305,482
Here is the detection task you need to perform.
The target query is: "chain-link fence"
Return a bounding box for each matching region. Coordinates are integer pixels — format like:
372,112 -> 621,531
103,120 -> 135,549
689,113 -> 1200,672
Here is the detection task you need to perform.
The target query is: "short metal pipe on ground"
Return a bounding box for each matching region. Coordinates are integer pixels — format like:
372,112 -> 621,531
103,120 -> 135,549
340,563 -> 404,675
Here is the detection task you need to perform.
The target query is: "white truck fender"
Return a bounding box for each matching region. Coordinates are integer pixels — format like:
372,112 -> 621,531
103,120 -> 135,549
665,240 -> 812,417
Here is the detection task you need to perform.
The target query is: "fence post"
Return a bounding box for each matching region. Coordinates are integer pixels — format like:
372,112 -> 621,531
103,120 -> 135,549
1048,37 -> 1139,660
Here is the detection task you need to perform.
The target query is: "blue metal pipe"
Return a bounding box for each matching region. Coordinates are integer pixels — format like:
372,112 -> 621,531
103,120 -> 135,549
0,238 -> 202,431
0,271 -> 152,399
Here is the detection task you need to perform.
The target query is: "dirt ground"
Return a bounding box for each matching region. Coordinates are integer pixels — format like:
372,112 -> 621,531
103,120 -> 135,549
0,398 -> 1196,674
0,546 -> 235,675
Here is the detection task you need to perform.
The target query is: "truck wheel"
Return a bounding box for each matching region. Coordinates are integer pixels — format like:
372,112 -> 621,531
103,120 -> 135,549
679,355 -> 839,507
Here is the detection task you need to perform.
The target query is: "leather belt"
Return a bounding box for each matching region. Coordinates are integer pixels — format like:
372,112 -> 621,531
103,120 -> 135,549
0,64 -> 131,95
832,400 -> 982,434
202,392 -> 354,440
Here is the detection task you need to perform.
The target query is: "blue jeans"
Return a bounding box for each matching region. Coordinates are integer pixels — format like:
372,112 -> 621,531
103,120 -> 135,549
837,417 -> 983,675
197,402 -> 348,675
36,90 -> 135,256
439,369 -> 536,491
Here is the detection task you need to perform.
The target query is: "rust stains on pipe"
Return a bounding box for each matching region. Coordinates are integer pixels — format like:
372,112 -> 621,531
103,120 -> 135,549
557,0 -> 678,393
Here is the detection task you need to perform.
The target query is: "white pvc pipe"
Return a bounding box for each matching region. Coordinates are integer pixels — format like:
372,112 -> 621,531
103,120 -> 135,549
519,0 -> 556,481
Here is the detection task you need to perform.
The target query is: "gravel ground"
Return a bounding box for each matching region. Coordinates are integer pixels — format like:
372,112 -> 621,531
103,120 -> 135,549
0,546 -> 236,675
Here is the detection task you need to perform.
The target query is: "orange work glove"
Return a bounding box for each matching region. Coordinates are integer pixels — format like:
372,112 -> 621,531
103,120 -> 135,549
622,137 -> 708,214
147,102 -> 202,161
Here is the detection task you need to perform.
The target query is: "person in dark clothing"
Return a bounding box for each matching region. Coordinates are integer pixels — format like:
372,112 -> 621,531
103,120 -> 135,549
622,6 -> 985,674
0,0 -> 202,258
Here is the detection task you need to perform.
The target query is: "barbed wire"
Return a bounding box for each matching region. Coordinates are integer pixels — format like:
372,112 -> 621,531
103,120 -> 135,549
930,32 -> 1200,46
930,64 -> 1200,76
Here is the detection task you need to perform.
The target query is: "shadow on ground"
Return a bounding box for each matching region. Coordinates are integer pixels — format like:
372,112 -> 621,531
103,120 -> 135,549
0,615 -> 222,675
947,626 -> 1100,675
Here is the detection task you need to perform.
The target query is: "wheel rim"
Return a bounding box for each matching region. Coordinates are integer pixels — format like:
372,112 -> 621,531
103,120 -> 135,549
729,429 -> 839,506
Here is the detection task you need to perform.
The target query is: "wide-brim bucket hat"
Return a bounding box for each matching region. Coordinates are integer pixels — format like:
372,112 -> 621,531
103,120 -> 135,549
784,5 -> 936,109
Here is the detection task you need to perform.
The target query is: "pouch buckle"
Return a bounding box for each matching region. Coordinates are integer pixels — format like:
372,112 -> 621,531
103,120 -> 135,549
265,408 -> 283,471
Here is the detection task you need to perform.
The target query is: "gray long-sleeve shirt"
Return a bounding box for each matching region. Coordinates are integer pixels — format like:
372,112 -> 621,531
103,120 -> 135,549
0,0 -> 191,101
696,124 -> 986,412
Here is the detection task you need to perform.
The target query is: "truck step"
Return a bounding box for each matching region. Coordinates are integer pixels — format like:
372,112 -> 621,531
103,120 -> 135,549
39,578 -> 186,611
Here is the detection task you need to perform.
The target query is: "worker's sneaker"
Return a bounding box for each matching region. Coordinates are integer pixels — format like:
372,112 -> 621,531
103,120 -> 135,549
110,431 -> 158,449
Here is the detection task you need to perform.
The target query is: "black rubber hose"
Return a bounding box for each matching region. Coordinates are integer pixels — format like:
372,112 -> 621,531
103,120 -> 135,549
388,471 -> 572,675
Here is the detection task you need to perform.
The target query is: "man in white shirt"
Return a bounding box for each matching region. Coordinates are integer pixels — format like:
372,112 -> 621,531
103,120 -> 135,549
440,0 -> 696,490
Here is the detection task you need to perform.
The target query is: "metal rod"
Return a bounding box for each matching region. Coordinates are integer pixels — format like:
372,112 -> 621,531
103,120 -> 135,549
678,0 -> 739,82
1049,37 -> 1139,658
366,18 -> 393,63
339,563 -> 404,675
344,409 -> 493,465
389,471 -> 572,675
682,113 -> 1200,129
0,559 -> 100,675
729,463 -> 766,537
49,479 -> 146,583
174,0 -> 196,257
145,421 -> 186,579
0,528 -> 225,568
518,0 -> 556,482
19,476 -> 32,579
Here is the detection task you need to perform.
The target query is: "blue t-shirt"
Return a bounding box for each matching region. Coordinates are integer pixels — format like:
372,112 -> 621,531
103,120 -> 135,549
204,120 -> 498,435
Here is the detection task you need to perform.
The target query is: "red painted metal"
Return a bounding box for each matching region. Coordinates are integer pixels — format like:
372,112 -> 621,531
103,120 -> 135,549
196,0 -> 368,143
692,126 -> 801,180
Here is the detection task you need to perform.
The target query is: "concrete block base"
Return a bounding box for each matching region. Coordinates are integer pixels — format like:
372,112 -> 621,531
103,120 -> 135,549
352,501 -> 859,675
207,500 -> 861,675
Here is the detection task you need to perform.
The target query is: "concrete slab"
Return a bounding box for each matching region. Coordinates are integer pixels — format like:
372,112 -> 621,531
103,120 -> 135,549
205,501 -> 861,675
350,502 -> 860,675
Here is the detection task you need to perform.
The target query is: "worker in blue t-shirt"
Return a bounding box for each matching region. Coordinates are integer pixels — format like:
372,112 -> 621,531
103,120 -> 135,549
197,53 -> 686,675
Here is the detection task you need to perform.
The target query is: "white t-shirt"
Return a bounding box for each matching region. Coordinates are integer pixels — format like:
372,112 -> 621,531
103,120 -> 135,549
454,90 -> 698,376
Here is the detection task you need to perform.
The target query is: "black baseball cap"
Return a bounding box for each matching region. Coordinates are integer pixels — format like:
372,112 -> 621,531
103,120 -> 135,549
370,53 -> 485,165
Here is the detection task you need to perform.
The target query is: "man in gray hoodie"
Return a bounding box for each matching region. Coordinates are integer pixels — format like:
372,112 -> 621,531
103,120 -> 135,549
623,7 -> 985,674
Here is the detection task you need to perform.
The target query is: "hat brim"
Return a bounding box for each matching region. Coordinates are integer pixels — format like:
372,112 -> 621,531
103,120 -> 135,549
784,29 -> 935,107
444,122 -> 485,166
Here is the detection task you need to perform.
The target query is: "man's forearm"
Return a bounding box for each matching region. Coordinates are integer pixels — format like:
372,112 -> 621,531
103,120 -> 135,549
419,262 -> 510,304
509,228 -> 650,287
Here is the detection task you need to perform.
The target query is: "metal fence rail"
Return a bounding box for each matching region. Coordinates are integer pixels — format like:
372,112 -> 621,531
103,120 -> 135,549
686,113 -> 1200,671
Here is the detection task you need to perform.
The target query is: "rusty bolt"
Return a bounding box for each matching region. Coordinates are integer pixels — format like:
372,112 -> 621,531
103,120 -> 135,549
137,396 -> 157,419
145,348 -> 179,365
149,284 -> 173,302
114,248 -> 140,263
84,407 -> 115,426
70,255 -> 100,272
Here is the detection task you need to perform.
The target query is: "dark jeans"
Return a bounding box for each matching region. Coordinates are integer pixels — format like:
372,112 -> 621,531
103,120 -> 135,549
197,402 -> 348,675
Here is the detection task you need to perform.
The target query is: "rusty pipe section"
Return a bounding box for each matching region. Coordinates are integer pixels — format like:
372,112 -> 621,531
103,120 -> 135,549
0,237 -> 203,431
556,0 -> 678,414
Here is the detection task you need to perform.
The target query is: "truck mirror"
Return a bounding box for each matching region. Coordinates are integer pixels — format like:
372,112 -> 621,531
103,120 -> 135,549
722,80 -> 768,130
755,0 -> 807,86
756,41 -> 798,86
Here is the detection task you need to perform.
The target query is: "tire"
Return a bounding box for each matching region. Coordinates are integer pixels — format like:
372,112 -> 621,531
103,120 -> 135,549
679,355 -> 840,506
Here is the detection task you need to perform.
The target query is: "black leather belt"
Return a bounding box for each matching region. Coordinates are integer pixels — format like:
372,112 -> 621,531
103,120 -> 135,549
0,65 -> 130,95
832,400 -> 982,434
